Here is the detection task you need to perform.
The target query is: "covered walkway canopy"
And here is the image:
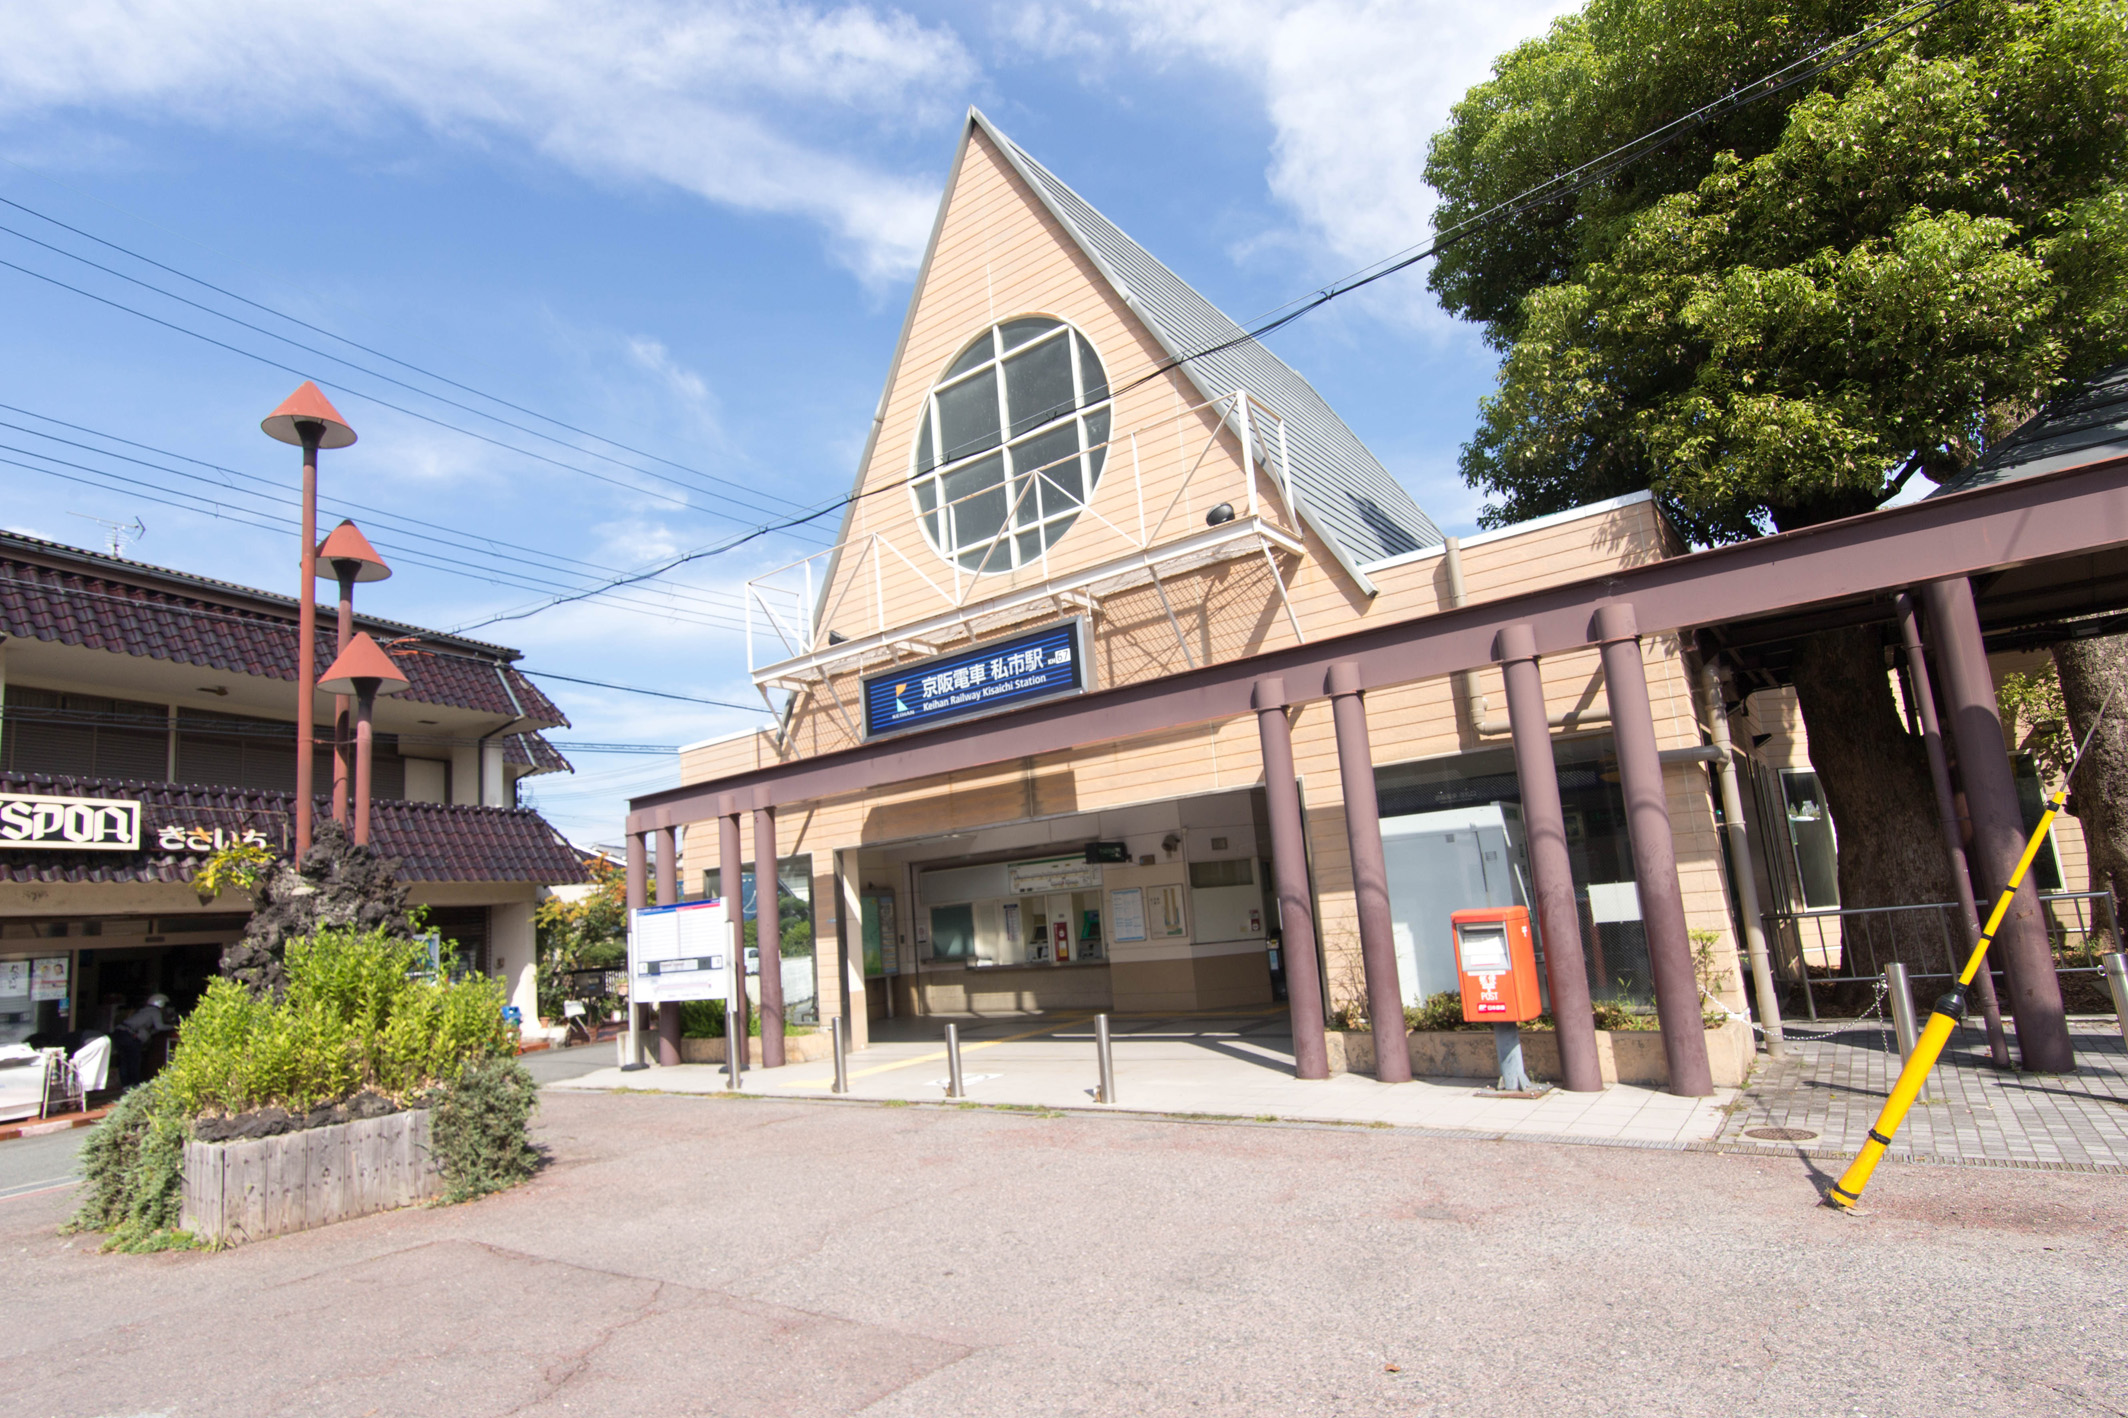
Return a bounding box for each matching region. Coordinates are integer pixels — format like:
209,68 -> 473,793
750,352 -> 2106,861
632,447 -> 2128,1094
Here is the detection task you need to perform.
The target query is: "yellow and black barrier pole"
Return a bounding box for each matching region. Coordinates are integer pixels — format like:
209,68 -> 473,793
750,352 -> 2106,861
1827,694 -> 2110,1211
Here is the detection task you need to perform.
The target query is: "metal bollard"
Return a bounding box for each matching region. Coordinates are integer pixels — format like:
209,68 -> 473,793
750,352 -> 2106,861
944,1022 -> 965,1099
1886,962 -> 1919,1061
831,1015 -> 849,1094
1095,1013 -> 1116,1104
2105,953 -> 2128,1053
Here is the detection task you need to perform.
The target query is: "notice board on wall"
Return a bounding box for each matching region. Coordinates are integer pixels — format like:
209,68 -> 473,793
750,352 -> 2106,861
628,899 -> 732,1005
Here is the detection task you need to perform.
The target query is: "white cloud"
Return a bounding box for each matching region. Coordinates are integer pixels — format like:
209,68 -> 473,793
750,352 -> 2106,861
0,0 -> 977,283
1090,0 -> 1573,327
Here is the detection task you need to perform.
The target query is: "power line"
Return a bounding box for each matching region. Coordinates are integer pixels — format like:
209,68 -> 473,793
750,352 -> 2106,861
450,1 -> 1953,631
444,496 -> 846,634
0,401 -> 745,598
0,442 -> 748,634
0,704 -> 669,752
0,423 -> 755,632
1109,2 -> 1956,404
0,405 -> 756,631
514,670 -> 767,713
5,0 -> 1942,646
0,212 -> 815,524
0,571 -> 767,717
0,190 -> 819,516
0,251 -> 831,531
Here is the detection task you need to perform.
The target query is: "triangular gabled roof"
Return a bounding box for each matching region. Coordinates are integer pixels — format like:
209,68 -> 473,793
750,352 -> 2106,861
970,111 -> 1441,575
828,109 -> 1441,599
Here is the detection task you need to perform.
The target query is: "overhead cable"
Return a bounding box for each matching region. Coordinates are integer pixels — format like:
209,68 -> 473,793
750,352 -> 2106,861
0,190 -> 817,515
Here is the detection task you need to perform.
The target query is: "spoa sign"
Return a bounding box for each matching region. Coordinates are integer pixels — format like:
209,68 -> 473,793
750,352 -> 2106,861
0,793 -> 141,851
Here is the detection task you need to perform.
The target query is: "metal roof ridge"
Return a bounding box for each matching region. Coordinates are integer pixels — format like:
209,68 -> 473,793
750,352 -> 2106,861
962,110 -> 1439,580
1359,491 -> 1659,573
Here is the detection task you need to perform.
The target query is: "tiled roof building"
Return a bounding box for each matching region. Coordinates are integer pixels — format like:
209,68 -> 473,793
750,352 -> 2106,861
0,532 -> 590,1069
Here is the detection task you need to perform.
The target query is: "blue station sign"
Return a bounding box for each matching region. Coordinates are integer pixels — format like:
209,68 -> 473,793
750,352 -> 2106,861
863,619 -> 1087,739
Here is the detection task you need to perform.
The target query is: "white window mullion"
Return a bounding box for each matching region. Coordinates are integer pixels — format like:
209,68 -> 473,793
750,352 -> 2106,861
994,337 -> 1017,566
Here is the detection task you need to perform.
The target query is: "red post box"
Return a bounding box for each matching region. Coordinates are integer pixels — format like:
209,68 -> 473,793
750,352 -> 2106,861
1451,906 -> 1542,1024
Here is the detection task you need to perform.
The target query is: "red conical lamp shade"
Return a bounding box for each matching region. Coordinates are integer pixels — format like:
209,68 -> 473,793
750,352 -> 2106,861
261,381 -> 357,449
316,519 -> 392,582
317,632 -> 410,696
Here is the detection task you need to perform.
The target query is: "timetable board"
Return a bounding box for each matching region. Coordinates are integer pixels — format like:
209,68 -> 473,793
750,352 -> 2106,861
628,899 -> 732,1005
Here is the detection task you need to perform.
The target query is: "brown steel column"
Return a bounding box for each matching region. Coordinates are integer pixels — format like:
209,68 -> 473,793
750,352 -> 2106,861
721,806 -> 747,1064
626,832 -> 647,911
626,832 -> 650,1053
1592,604 -> 1714,1097
1497,624 -> 1604,1092
1897,593 -> 2010,1068
1920,578 -> 2074,1072
654,826 -> 681,1067
1255,677 -> 1329,1080
1326,661 -> 1409,1082
754,806 -> 786,1068
654,826 -> 678,906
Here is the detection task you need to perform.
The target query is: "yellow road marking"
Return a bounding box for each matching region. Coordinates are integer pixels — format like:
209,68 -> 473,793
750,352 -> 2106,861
787,1013 -> 1096,1088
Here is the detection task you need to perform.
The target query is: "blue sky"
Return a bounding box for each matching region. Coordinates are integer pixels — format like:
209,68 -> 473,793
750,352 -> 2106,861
0,0 -> 1571,846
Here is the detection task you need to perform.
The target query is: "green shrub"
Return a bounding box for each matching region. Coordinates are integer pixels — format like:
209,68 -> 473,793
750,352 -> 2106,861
159,926 -> 510,1118
72,925 -> 531,1249
1395,991 -> 1678,1033
678,999 -> 762,1038
430,1057 -> 540,1203
1404,992 -> 1479,1032
64,1083 -> 193,1251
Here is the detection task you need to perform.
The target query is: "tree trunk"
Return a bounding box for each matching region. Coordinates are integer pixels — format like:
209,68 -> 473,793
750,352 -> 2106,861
2053,634 -> 2128,939
1791,626 -> 1959,995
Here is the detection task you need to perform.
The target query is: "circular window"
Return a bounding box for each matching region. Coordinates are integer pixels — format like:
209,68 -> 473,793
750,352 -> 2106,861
911,317 -> 1111,573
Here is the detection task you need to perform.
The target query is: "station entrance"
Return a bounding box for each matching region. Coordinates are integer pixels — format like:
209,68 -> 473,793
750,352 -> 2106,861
841,787 -> 1283,1026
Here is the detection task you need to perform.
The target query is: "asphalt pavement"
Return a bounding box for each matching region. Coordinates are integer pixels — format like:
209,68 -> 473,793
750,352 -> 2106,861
516,1039 -> 630,1086
2,1089 -> 2122,1416
0,1126 -> 85,1204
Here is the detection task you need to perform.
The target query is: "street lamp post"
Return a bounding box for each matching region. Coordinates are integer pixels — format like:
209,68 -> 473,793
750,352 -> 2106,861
317,632 -> 410,846
316,520 -> 392,826
261,383 -> 356,861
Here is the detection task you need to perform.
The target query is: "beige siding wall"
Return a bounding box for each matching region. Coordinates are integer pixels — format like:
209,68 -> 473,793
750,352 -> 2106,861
680,499 -> 1751,1019
660,123 -> 1760,1022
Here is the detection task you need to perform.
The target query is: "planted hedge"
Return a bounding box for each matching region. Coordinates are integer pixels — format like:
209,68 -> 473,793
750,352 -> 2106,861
69,926 -> 537,1250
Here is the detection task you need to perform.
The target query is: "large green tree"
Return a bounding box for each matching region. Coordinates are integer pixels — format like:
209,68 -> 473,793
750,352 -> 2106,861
1426,0 -> 2128,936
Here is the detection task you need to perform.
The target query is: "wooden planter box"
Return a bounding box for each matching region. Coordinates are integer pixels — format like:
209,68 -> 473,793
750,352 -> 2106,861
1326,1017 -> 1755,1088
180,1109 -> 442,1246
677,1031 -> 831,1066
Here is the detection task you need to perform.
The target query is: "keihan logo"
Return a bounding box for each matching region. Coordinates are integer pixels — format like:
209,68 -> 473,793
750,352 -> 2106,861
893,683 -> 911,716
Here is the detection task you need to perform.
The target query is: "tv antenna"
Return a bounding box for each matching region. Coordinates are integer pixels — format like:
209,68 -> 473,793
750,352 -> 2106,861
67,513 -> 146,557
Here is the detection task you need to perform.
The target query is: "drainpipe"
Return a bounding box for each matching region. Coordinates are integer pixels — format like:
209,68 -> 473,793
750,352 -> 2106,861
486,664 -> 532,808
1444,537 -> 1609,736
1698,661 -> 1784,1055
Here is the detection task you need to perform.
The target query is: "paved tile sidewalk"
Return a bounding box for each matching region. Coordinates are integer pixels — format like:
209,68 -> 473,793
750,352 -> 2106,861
550,1012 -> 1735,1149
1712,1016 -> 2128,1170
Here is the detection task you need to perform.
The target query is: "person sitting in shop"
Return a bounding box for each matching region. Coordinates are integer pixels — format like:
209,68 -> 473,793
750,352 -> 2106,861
114,993 -> 170,1087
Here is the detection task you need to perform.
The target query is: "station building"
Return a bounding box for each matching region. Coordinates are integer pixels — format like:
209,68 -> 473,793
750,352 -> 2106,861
629,111 -> 2128,1091
0,531 -> 586,1050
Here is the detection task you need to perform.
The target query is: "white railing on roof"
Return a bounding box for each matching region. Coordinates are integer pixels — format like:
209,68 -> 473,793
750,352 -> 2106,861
745,389 -> 1309,717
